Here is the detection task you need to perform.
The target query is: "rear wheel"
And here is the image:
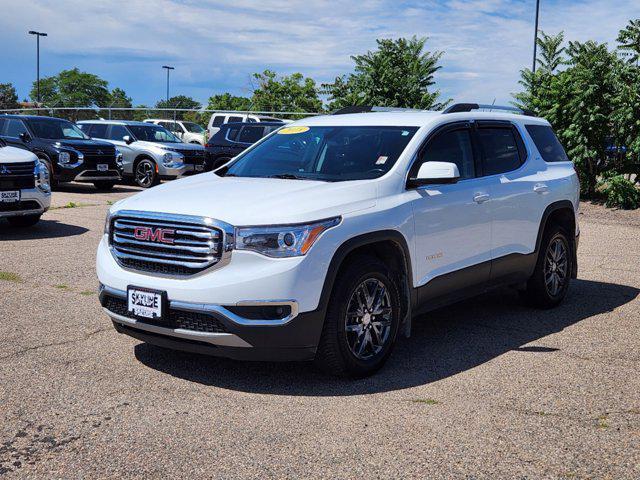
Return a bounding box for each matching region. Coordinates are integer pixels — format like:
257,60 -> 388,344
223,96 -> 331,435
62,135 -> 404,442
134,159 -> 158,188
93,181 -> 115,191
314,256 -> 401,377
7,214 -> 41,227
522,226 -> 572,308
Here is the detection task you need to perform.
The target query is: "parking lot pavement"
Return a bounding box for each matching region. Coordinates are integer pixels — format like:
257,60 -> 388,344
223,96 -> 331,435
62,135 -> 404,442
0,188 -> 638,479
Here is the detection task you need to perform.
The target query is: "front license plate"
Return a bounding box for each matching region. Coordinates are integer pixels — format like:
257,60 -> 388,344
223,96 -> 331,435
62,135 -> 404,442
97,164 -> 108,172
127,286 -> 166,320
0,191 -> 20,203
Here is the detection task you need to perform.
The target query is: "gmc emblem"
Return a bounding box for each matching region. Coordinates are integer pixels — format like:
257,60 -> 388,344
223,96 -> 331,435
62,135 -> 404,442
133,226 -> 175,244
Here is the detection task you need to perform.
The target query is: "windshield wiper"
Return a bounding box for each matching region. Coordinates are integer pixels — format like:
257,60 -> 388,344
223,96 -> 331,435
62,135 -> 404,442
268,174 -> 309,180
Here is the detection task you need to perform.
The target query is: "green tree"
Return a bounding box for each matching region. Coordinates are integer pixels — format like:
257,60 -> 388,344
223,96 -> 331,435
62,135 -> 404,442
617,18 -> 640,64
155,95 -> 201,120
0,83 -> 19,110
106,87 -> 132,119
132,104 -> 151,122
322,36 -> 449,111
250,70 -> 322,115
207,93 -> 253,112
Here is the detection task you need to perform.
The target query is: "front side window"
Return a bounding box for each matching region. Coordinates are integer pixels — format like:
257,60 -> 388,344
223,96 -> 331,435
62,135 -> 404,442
478,127 -> 522,176
108,125 -> 130,141
525,125 -> 569,162
28,118 -> 89,140
183,122 -> 205,133
418,129 -> 475,180
226,125 -> 418,182
127,124 -> 180,143
4,119 -> 28,138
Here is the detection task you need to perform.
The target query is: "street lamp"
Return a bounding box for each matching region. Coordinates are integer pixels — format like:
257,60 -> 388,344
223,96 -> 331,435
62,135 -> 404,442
28,30 -> 48,105
162,65 -> 174,103
532,0 -> 540,74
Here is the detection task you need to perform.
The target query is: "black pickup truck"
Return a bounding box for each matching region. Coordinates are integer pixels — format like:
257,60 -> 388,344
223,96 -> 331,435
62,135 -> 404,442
0,115 -> 123,191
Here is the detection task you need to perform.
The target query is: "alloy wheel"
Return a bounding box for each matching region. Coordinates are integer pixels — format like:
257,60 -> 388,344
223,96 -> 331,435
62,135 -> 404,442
544,236 -> 568,297
136,161 -> 154,187
345,278 -> 393,360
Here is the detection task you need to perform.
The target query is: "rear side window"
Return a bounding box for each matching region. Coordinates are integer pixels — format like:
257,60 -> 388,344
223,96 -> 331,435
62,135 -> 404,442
478,127 -> 522,176
238,126 -> 265,144
419,129 -> 475,180
227,116 -> 243,124
226,126 -> 241,141
5,119 -> 28,138
526,125 -> 569,162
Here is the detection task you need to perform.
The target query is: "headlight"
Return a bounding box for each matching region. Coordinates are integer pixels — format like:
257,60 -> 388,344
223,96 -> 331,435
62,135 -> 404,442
34,160 -> 51,193
235,217 -> 340,258
162,152 -> 184,167
59,151 -> 71,164
115,148 -> 123,167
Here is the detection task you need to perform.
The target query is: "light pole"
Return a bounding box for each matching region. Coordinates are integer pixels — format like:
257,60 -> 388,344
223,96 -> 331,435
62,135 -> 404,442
162,65 -> 174,103
532,0 -> 540,74
28,30 -> 48,105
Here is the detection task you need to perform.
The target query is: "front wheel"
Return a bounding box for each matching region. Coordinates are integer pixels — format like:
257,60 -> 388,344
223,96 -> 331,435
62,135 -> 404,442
314,256 -> 401,377
522,226 -> 572,308
7,214 -> 41,227
93,181 -> 115,191
134,159 -> 158,188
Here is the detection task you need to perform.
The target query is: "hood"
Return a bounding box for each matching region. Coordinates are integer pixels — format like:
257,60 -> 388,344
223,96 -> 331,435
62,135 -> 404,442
133,141 -> 202,152
40,138 -> 115,149
113,173 -> 377,225
0,146 -> 38,164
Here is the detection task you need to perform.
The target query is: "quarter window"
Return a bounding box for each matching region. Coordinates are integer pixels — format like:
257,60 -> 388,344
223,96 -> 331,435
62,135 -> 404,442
418,128 -> 475,180
525,125 -> 569,162
478,127 -> 522,176
226,127 -> 241,141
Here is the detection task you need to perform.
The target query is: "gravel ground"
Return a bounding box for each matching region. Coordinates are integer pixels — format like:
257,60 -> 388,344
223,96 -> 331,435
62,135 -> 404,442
0,183 -> 639,479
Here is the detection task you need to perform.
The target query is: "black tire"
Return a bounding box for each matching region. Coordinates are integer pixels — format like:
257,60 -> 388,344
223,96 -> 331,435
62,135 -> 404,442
134,158 -> 158,188
7,214 -> 41,228
212,156 -> 231,170
522,225 -> 572,308
93,181 -> 116,191
314,255 -> 402,377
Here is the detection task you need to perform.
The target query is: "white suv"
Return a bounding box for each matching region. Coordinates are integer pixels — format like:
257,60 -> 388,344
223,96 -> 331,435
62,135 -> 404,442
97,104 -> 580,377
144,119 -> 207,145
0,140 -> 51,227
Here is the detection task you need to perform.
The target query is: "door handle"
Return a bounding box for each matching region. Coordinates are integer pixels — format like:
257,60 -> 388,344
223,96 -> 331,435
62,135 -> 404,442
533,183 -> 549,194
473,193 -> 490,204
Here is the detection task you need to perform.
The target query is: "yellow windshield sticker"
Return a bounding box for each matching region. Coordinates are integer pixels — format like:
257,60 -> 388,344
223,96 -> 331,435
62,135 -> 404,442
278,126 -> 310,135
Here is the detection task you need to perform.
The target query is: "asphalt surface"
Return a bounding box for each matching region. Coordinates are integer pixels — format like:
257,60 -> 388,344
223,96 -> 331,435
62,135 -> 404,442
0,184 -> 638,479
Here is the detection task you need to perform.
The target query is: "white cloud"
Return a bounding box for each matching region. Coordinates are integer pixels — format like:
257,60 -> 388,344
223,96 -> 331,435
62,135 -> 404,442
2,0 -> 638,105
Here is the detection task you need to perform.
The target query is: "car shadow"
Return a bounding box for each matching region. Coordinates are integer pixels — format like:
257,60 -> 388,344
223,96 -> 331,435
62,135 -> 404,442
134,279 -> 639,396
55,183 -> 141,194
0,219 -> 89,240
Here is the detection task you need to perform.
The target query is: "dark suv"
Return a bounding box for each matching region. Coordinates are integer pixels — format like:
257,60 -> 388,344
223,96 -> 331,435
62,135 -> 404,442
204,122 -> 283,170
0,115 -> 123,191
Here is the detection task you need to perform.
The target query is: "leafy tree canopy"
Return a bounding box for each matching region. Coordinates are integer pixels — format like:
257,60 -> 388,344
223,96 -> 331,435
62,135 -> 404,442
250,70 -> 323,115
322,36 -> 449,111
0,83 -> 19,110
30,68 -> 110,108
207,93 -> 253,112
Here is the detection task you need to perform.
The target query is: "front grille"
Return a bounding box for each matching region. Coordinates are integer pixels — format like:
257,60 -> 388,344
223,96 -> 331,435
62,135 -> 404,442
174,148 -> 205,166
72,144 -> 116,168
104,295 -> 228,333
109,211 -> 226,276
0,200 -> 41,212
0,161 -> 35,189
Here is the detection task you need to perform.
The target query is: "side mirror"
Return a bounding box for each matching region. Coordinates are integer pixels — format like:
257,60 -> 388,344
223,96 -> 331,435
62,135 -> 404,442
409,161 -> 460,187
19,132 -> 32,143
123,135 -> 134,145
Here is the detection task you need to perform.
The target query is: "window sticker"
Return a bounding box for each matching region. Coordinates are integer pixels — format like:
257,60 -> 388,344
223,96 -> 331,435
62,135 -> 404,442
277,126 -> 310,135
376,156 -> 389,165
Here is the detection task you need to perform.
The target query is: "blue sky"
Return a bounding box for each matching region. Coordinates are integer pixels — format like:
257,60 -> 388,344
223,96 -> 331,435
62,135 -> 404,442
1,0 -> 638,109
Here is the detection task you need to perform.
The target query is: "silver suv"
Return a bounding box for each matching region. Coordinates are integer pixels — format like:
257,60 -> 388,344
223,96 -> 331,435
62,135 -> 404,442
78,121 -> 206,188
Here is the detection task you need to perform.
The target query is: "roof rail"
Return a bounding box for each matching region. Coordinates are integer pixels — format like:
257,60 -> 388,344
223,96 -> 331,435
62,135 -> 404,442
332,105 -> 424,115
442,103 -> 536,117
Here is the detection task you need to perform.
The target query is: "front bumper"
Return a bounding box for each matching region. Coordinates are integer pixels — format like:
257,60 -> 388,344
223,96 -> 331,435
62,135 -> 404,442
73,169 -> 122,183
99,285 -> 324,361
0,188 -> 50,218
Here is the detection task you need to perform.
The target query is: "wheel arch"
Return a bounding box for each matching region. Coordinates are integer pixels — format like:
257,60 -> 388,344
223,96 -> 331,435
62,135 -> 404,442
317,230 -> 415,332
535,200 -> 578,278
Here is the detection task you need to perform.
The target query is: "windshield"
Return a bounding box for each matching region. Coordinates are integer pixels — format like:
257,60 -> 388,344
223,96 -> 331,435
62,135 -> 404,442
29,119 -> 89,140
183,122 -> 205,133
225,125 -> 418,181
128,124 -> 181,143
